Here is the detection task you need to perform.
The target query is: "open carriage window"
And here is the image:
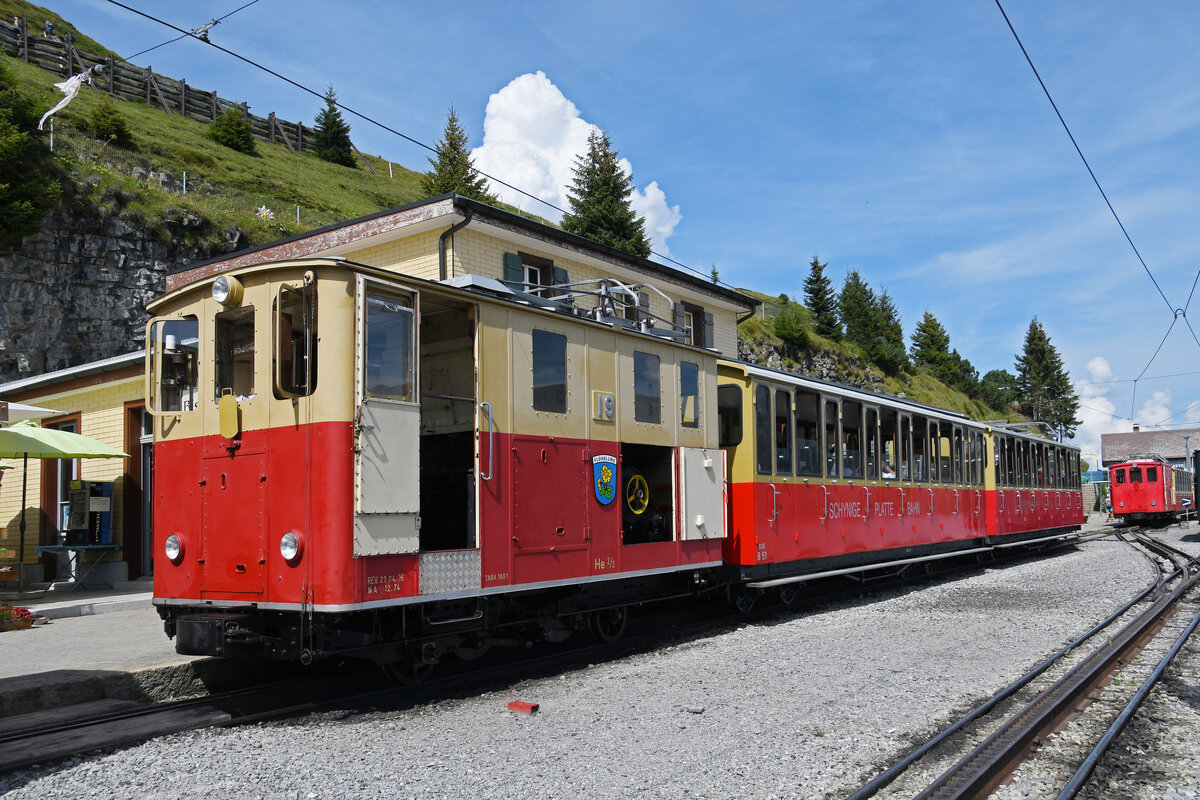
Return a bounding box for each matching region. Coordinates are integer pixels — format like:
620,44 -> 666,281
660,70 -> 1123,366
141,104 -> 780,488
148,316 -> 199,413
679,361 -> 700,428
795,389 -> 821,477
274,283 -> 318,398
215,305 -> 255,401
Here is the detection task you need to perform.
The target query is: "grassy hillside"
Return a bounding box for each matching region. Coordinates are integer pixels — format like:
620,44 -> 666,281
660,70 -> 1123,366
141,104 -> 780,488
1,19 -> 427,249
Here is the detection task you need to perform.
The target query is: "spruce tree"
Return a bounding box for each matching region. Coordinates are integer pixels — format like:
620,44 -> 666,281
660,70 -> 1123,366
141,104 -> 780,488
422,106 -> 497,203
979,369 -> 1019,411
312,86 -> 355,168
802,256 -> 840,340
562,129 -> 651,258
208,107 -> 257,155
1015,318 -> 1081,438
910,311 -> 952,370
838,271 -> 906,374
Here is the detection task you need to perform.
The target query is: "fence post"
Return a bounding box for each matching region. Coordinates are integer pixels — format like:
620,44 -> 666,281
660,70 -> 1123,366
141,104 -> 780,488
18,17 -> 28,62
268,112 -> 276,143
297,122 -> 303,151
144,66 -> 151,104
179,77 -> 186,115
105,55 -> 114,92
210,91 -> 218,121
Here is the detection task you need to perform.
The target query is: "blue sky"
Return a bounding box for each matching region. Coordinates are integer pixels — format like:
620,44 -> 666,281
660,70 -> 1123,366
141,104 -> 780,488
41,1 -> 1200,461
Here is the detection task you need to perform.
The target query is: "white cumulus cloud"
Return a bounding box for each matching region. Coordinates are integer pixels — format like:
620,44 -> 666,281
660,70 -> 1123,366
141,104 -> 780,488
471,71 -> 681,255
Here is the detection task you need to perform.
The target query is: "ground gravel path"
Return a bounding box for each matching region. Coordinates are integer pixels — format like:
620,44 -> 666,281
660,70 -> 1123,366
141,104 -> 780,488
4,521 -> 1195,800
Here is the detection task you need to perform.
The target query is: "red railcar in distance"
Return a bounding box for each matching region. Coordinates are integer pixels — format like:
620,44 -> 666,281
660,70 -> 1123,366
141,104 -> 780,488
1109,457 -> 1195,524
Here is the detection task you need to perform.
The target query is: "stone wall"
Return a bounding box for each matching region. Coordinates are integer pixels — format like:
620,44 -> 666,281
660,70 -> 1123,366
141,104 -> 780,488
0,201 -> 241,383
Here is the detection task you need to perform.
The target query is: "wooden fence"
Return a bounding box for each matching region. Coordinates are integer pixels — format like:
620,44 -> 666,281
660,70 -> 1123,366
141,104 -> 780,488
1,16 -> 316,155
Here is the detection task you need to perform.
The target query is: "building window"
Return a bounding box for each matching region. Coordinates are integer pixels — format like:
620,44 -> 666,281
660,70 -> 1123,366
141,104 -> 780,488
633,351 -> 661,424
504,252 -> 567,297
532,329 -> 567,413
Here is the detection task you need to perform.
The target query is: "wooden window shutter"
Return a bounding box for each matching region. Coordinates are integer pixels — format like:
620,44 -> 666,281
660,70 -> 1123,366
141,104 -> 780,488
552,266 -> 569,286
503,252 -> 523,290
673,302 -> 686,332
702,312 -> 715,349
637,291 -> 650,323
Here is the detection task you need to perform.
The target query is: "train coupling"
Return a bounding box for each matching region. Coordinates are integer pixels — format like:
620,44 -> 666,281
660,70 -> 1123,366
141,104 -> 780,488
175,612 -> 301,659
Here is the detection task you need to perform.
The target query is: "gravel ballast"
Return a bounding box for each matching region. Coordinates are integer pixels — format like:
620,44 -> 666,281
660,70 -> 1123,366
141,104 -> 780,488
3,523 -> 1197,799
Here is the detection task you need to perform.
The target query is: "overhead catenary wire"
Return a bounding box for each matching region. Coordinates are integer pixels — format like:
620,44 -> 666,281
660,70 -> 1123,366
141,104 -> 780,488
101,0 -> 726,290
121,0 -> 262,63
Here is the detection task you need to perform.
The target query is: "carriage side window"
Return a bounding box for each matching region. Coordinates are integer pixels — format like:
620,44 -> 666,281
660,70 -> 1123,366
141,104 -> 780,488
952,426 -> 964,484
911,417 -> 927,482
825,399 -> 841,479
633,351 -> 661,424
1130,466 -> 1143,483
775,389 -> 792,475
935,423 -> 952,483
880,408 -> 898,480
842,400 -> 863,478
864,408 -> 880,480
531,329 -> 567,413
215,305 -> 256,401
366,294 -> 415,402
900,415 -> 912,481
795,389 -> 822,477
274,283 -> 318,398
718,385 -> 743,447
679,361 -> 700,428
755,385 -> 772,475
149,316 -> 199,413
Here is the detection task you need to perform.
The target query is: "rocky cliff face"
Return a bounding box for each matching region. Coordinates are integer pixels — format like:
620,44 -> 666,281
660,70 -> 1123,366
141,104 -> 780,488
737,336 -> 886,394
0,193 -> 243,384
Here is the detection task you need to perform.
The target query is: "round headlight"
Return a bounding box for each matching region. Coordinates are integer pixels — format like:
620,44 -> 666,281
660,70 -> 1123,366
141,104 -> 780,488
212,275 -> 244,306
280,531 -> 303,563
164,533 -> 184,563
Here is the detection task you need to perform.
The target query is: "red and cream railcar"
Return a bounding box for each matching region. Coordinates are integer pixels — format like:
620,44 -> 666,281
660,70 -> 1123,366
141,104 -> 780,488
147,258 -> 729,670
714,363 -> 1083,598
1109,458 -> 1194,523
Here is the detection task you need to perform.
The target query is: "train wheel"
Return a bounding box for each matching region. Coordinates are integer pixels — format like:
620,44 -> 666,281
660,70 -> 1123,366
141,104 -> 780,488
382,660 -> 435,685
589,606 -> 628,643
727,583 -> 756,614
625,472 -> 650,516
775,585 -> 798,606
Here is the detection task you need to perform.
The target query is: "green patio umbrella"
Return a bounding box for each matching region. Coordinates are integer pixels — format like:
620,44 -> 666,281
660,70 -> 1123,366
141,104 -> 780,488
0,420 -> 128,592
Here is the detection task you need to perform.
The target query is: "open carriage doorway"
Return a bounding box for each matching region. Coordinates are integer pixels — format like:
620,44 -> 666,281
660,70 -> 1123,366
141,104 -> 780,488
417,294 -> 477,552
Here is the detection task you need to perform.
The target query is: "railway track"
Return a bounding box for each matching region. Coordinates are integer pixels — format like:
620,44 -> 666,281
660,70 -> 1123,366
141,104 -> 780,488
0,530 -> 1093,775
846,526 -> 1200,800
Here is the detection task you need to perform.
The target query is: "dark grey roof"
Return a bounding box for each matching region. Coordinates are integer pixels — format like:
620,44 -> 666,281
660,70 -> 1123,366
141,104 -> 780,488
1100,427 -> 1200,464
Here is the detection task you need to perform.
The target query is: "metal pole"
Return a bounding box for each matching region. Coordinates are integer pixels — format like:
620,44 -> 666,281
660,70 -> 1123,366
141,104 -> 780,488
17,453 -> 27,593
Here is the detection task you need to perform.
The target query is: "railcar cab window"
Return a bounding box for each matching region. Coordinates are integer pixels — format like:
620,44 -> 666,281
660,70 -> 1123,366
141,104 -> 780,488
215,305 -> 255,401
1130,466 -> 1143,483
679,361 -> 700,428
717,385 -> 743,447
148,316 -> 199,413
794,389 -> 821,477
365,293 -> 414,402
532,329 -> 567,413
633,351 -> 661,424
274,283 -> 318,398
1114,468 -> 1126,485
1147,466 -> 1158,483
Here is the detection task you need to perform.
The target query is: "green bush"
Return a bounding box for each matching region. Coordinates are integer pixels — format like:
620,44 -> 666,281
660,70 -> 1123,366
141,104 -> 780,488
773,308 -> 811,351
85,99 -> 134,149
207,108 -> 257,155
